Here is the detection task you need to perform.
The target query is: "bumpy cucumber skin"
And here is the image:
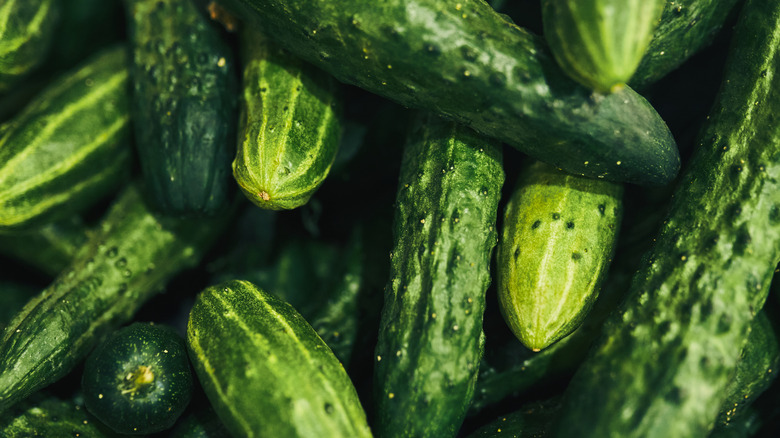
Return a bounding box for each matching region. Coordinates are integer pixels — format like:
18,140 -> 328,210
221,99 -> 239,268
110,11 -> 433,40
0,395 -> 119,438
554,1 -> 780,436
125,0 -> 237,215
497,161 -> 622,351
0,216 -> 89,277
82,322 -> 193,435
221,0 -> 679,186
373,114 -> 504,438
0,0 -> 60,93
233,28 -> 342,211
186,280 -> 373,438
630,0 -> 743,89
0,184 -> 227,413
542,0 -> 665,93
0,46 -> 131,232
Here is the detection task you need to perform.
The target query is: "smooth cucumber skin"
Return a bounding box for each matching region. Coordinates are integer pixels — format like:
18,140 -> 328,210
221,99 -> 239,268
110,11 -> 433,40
373,114 -> 504,438
0,394 -> 119,438
0,216 -> 89,277
0,184 -> 228,414
125,0 -> 237,215
630,0 -> 743,89
220,0 -> 679,187
0,0 -> 60,93
186,280 -> 373,438
233,27 -> 343,210
0,46 -> 131,232
497,161 -> 622,351
542,0 -> 665,92
82,322 -> 193,435
554,1 -> 780,436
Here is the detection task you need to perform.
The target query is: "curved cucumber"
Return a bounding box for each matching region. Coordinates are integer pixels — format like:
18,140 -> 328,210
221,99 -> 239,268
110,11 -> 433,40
497,161 -> 622,351
554,1 -> 780,436
0,0 -> 60,93
187,280 -> 373,438
542,0 -> 665,92
373,113 -> 504,438
0,46 -> 131,232
0,184 -> 228,413
233,27 -> 343,210
125,0 -> 237,215
220,0 -> 679,186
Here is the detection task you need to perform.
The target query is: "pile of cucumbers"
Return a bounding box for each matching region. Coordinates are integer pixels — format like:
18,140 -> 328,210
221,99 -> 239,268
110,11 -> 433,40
1,0 -> 780,436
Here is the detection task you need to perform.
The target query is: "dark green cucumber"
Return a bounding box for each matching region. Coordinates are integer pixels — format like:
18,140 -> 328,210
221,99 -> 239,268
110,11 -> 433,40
497,161 -> 622,351
465,398 -> 559,438
0,0 -> 60,93
0,216 -> 88,277
125,0 -> 237,215
542,0 -> 665,93
232,26 -> 343,210
82,322 -> 193,435
0,394 -> 119,438
220,0 -> 679,186
0,46 -> 131,232
630,0 -> 743,89
187,280 -> 373,438
0,184 -> 228,413
555,0 -> 780,436
373,113 -> 504,438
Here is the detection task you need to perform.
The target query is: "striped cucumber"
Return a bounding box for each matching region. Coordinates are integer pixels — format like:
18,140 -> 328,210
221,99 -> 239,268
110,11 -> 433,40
186,280 -> 373,438
0,46 -> 131,232
125,0 -> 237,215
497,161 -> 623,351
232,27 -> 343,210
554,0 -> 780,436
220,0 -> 679,186
0,0 -> 61,93
373,113 -> 504,438
542,0 -> 665,93
0,184 -> 228,413
0,216 -> 88,277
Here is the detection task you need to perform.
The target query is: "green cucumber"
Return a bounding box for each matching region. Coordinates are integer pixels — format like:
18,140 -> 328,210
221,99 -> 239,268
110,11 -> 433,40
554,0 -> 780,436
125,0 -> 237,215
0,216 -> 89,277
0,183 -> 228,413
465,398 -> 559,438
631,0 -> 743,89
232,27 -> 343,210
0,0 -> 61,93
497,161 -> 623,351
373,113 -> 504,438
82,322 -> 193,435
186,280 -> 373,438
541,0 -> 665,92
220,0 -> 679,186
0,394 -> 119,438
0,46 -> 131,232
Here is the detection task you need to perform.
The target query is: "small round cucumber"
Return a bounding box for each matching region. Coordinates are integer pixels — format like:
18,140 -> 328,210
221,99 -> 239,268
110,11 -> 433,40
81,322 -> 193,435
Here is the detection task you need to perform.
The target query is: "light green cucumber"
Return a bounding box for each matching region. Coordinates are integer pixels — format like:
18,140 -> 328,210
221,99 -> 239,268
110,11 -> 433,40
497,161 -> 623,351
186,280 -> 373,438
542,0 -> 666,92
0,46 -> 131,232
232,26 -> 343,210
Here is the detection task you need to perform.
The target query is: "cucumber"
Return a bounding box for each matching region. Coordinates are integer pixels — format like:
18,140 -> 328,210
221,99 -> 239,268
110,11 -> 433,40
82,322 -> 193,435
219,0 -> 679,186
0,183 -> 228,413
465,398 -> 559,438
0,46 -> 131,232
0,0 -> 61,93
125,0 -> 237,215
232,26 -> 343,210
0,216 -> 88,277
497,161 -> 622,351
373,113 -> 504,438
631,0 -> 743,90
541,0 -> 665,92
554,0 -> 780,436
186,280 -> 373,438
0,394 -> 119,438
